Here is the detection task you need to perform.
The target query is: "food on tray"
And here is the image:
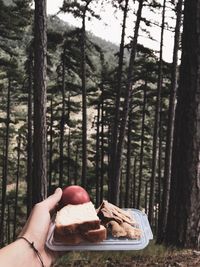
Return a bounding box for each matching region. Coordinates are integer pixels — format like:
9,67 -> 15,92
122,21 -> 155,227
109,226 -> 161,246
97,200 -> 142,239
53,186 -> 142,245
61,185 -> 90,206
54,224 -> 106,244
54,187 -> 107,244
55,201 -> 100,234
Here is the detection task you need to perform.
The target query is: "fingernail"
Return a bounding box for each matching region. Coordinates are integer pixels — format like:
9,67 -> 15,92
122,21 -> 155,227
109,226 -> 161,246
55,187 -> 62,194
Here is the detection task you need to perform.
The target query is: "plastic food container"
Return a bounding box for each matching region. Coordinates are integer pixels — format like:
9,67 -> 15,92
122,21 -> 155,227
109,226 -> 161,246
46,209 -> 153,251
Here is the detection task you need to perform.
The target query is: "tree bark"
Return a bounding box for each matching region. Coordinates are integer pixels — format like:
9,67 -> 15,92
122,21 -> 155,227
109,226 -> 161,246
74,144 -> 79,185
6,202 -> 11,244
32,0 -> 47,204
132,157 -> 137,207
165,0 -> 200,248
148,0 -> 166,225
109,0 -> 129,200
13,135 -> 21,241
27,48 -> 33,216
95,100 -> 101,207
59,47 -> 66,188
48,93 -> 53,193
67,128 -> 71,185
0,78 -> 11,247
100,54 -> 105,203
125,114 -> 132,208
81,2 -> 90,188
137,81 -> 147,209
157,0 -> 183,243
110,0 -> 144,205
145,181 -> 149,213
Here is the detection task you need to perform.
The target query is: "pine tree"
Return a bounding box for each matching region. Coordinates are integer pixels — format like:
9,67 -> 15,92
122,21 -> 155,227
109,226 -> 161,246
165,0 -> 200,248
32,0 -> 47,204
157,0 -> 183,243
109,0 -> 145,205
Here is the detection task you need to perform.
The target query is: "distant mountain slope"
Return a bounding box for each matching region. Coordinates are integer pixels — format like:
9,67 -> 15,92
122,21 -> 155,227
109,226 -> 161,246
48,15 -> 120,65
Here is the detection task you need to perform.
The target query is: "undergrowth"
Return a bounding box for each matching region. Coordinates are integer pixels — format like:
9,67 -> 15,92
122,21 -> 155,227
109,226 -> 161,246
53,241 -> 175,267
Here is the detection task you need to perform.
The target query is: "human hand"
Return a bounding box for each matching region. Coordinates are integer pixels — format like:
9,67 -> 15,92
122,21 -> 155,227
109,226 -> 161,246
20,188 -> 62,267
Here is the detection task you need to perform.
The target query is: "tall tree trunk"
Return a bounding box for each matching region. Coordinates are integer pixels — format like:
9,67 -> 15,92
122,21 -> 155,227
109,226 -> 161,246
7,202 -> 11,244
145,181 -> 149,213
157,0 -> 183,243
67,93 -> 71,185
132,157 -> 137,207
110,0 -> 144,205
157,108 -> 163,224
27,49 -> 33,216
100,54 -> 105,203
125,114 -> 132,208
48,93 -> 53,193
119,170 -> 124,207
74,144 -> 79,185
59,47 -> 66,188
165,0 -> 200,248
81,6 -> 88,188
137,81 -> 147,208
13,135 -> 21,241
100,89 -> 105,203
109,0 -> 129,198
148,0 -> 166,224
95,100 -> 101,207
0,78 -> 11,247
67,129 -> 71,185
32,0 -> 47,204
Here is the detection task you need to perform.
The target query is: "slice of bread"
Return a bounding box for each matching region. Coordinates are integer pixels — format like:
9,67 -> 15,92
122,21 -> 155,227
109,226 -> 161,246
83,225 -> 107,243
54,225 -> 107,244
54,202 -> 100,236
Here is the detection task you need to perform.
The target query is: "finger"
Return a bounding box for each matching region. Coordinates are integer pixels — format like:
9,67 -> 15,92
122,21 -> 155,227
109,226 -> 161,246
43,187 -> 62,211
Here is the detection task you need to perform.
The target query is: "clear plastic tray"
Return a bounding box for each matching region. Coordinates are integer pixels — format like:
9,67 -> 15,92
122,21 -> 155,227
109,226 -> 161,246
46,209 -> 153,251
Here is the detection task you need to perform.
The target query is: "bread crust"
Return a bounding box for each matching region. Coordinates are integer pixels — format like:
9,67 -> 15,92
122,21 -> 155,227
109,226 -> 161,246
53,225 -> 107,244
84,225 -> 107,242
55,220 -> 100,235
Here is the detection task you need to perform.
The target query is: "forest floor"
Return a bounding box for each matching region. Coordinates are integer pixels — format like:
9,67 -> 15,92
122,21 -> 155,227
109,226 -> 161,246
53,242 -> 200,267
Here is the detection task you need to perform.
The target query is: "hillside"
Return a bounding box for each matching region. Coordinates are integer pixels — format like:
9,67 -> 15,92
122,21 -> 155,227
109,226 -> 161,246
47,15 -> 120,65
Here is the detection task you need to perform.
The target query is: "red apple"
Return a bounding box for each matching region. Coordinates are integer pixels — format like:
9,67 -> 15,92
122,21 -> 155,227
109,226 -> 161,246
61,185 -> 90,206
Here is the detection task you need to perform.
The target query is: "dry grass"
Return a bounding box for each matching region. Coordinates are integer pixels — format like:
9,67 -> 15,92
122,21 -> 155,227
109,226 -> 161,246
52,241 -> 171,267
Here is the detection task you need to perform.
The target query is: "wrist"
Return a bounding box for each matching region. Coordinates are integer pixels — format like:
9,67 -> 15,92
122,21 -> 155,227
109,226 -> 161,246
19,237 -> 56,267
17,237 -> 46,267
15,238 -> 42,267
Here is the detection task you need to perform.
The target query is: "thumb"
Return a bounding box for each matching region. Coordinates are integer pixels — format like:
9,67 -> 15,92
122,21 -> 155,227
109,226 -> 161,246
44,187 -> 62,211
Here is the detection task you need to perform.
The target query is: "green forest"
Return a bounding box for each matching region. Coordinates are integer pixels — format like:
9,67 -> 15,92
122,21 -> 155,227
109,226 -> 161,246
0,0 -> 200,266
